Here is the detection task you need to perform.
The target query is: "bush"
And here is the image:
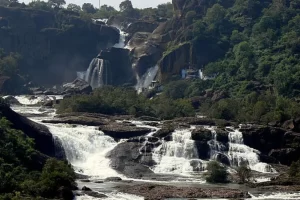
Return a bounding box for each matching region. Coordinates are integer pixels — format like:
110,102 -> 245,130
289,160 -> 300,178
206,161 -> 229,183
237,162 -> 252,183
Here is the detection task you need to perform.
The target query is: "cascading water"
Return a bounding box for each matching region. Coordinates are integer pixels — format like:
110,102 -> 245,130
152,129 -> 206,175
135,65 -> 159,93
47,124 -> 123,179
227,128 -> 275,173
83,58 -> 106,89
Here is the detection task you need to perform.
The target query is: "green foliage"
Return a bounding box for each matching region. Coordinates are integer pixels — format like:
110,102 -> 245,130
237,162 -> 252,183
289,160 -> 300,178
206,161 -> 229,183
67,3 -> 81,12
0,50 -> 21,77
82,3 -> 96,14
0,117 -> 76,198
57,86 -> 195,120
48,0 -> 65,8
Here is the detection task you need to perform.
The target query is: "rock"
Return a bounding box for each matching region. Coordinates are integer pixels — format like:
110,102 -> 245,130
215,153 -> 230,166
63,78 -> 92,95
269,148 -> 300,165
119,184 -> 250,199
0,101 -> 63,159
152,126 -> 174,138
3,95 -> 21,105
194,141 -> 210,160
104,177 -> 122,182
125,21 -> 159,37
42,115 -> 110,126
97,48 -> 134,85
106,141 -> 154,178
191,127 -> 212,142
42,100 -> 53,107
80,179 -> 91,182
136,116 -> 159,121
282,119 -> 295,130
100,123 -> 151,140
215,128 -> 229,143
211,90 -> 228,102
82,186 -> 92,191
83,191 -> 107,198
241,126 -> 300,165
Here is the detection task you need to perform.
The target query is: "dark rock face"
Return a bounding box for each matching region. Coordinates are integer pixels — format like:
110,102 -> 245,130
0,103 -> 63,158
63,78 -> 92,95
126,21 -> 159,38
97,47 -> 135,85
0,6 -> 119,86
100,123 -> 151,140
241,126 -> 300,165
106,140 -> 154,178
158,42 -> 192,81
191,127 -> 212,141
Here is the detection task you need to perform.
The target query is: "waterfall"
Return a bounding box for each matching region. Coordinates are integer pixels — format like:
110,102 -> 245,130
82,58 -> 107,89
135,65 -> 159,93
152,129 -> 206,175
227,129 -> 276,173
113,28 -> 127,49
47,124 -> 124,179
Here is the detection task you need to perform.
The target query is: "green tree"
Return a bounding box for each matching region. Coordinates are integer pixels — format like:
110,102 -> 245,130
48,0 -> 65,8
185,11 -> 197,25
206,161 -> 229,183
119,0 -> 133,12
82,3 -> 97,14
67,3 -> 81,12
237,162 -> 252,183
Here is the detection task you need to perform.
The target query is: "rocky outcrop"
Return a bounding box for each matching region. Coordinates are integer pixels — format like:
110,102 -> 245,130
62,78 -> 92,95
100,123 -> 152,140
97,47 -> 135,85
241,126 -> 300,165
0,6 -> 119,86
42,115 -> 110,126
0,102 -> 63,158
119,184 -> 250,200
125,21 -> 159,39
106,140 -> 154,178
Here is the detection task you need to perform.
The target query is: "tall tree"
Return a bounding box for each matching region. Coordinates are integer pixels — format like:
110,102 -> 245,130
48,0 -> 66,8
82,3 -> 97,14
119,0 -> 133,12
67,3 -> 81,12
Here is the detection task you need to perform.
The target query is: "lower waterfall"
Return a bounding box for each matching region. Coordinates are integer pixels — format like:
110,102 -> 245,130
152,129 -> 206,175
135,65 -> 159,93
48,123 -> 123,179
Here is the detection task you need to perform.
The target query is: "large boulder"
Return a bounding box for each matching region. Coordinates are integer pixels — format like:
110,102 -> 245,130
241,126 -> 300,165
106,140 -> 154,178
97,47 -> 135,85
191,127 -> 212,142
100,123 -> 152,140
0,102 -> 63,158
63,78 -> 92,95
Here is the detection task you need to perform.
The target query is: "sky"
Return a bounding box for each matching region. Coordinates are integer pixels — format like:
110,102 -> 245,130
22,0 -> 171,9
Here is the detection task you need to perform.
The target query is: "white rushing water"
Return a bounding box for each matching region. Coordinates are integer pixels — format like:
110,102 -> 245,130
152,129 -> 206,175
136,65 -> 159,93
113,28 -> 127,49
47,124 -> 123,179
227,128 -> 275,173
76,192 -> 144,200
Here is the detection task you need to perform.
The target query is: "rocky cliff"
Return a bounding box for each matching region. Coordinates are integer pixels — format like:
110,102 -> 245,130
0,6 -> 119,86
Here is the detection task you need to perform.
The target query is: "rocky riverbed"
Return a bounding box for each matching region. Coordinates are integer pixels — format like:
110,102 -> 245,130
2,95 -> 300,199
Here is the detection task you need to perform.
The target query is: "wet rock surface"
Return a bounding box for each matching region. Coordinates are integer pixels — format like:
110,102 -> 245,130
106,140 -> 154,178
100,123 -> 152,140
118,184 -> 250,200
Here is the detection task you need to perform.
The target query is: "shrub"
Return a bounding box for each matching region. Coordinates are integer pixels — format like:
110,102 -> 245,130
206,161 -> 229,183
237,163 -> 252,183
289,160 -> 300,178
